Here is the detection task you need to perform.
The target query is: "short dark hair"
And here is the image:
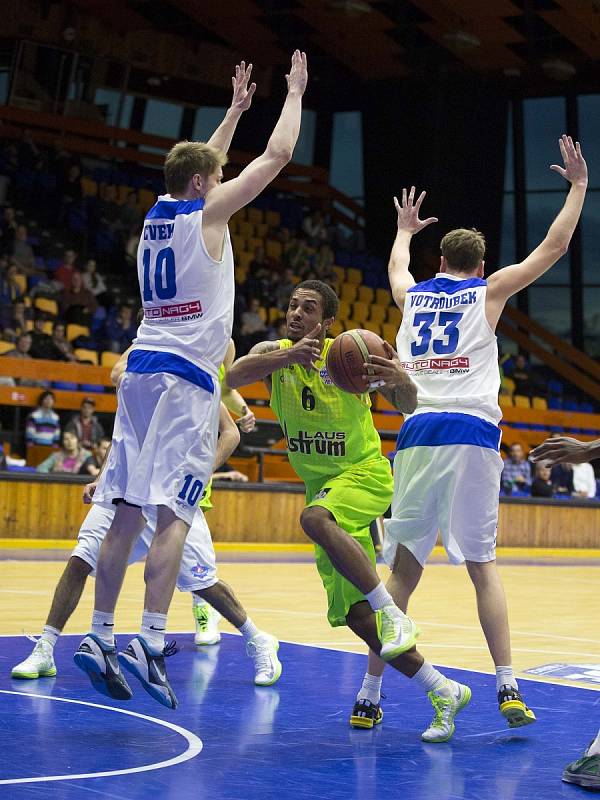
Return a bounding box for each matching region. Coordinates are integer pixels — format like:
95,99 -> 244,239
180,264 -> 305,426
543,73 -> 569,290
294,280 -> 339,319
37,390 -> 55,405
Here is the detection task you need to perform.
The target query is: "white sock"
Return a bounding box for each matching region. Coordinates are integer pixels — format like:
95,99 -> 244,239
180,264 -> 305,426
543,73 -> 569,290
588,729 -> 600,756
91,610 -> 115,647
140,610 -> 167,655
364,582 -> 394,612
496,665 -> 518,691
40,625 -> 60,648
411,661 -> 450,696
357,672 -> 383,704
239,618 -> 260,641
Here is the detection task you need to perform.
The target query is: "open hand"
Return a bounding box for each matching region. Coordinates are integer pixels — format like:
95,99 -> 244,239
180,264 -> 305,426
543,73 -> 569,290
530,435 -> 591,465
362,341 -> 405,389
231,61 -> 256,112
286,50 -> 308,96
289,323 -> 322,369
394,187 -> 438,235
550,135 -> 587,186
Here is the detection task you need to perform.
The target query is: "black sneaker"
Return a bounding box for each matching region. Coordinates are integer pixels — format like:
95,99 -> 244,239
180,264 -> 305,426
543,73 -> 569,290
118,636 -> 178,709
563,746 -> 600,790
350,698 -> 383,729
74,634 -> 132,701
497,684 -> 536,728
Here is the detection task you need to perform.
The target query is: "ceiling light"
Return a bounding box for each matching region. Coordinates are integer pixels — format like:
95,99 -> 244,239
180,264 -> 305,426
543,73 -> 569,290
442,30 -> 481,51
542,59 -> 576,81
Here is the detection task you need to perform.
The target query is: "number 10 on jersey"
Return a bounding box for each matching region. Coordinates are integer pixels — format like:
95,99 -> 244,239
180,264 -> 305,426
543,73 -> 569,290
143,247 -> 177,301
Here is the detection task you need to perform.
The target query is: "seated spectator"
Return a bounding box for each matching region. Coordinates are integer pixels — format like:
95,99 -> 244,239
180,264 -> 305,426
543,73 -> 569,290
0,206 -> 17,255
82,258 -> 110,307
501,442 -> 532,494
49,321 -> 77,362
11,224 -> 36,274
531,463 -> 553,498
29,313 -> 57,360
54,249 -> 78,290
79,436 -> 111,477
0,262 -> 24,305
314,242 -> 335,275
274,267 -> 296,310
551,462 -> 574,496
36,430 -> 91,474
59,270 -> 97,326
2,299 -> 30,341
240,297 -> 267,351
244,246 -> 275,306
104,305 -> 137,353
512,353 -> 534,397
119,191 -> 143,233
302,210 -> 328,248
65,397 -> 105,450
6,332 -> 47,387
25,390 -> 61,447
572,461 -> 596,498
284,233 -> 311,273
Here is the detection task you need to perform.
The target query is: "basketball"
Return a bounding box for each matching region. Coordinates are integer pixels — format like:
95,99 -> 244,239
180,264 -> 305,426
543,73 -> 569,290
326,329 -> 389,393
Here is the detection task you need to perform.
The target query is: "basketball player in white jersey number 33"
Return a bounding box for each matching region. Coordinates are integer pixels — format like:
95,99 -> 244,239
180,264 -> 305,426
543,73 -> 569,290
74,52 -> 308,709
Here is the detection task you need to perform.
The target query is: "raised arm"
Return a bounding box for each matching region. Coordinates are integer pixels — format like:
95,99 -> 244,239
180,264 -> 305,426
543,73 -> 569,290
221,339 -> 256,431
530,435 -> 600,466
206,62 -> 256,155
388,187 -> 438,309
486,135 -> 588,328
203,51 -> 307,225
362,341 -> 418,414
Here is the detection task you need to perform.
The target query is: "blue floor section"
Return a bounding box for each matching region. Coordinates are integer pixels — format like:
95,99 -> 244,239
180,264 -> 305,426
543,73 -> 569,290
0,633 -> 597,799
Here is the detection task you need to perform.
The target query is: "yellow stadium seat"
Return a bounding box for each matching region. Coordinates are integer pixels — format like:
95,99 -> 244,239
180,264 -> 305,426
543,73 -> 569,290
344,318 -> 359,330
81,177 -> 98,197
358,286 -> 374,304
234,266 -> 248,284
347,268 -> 362,284
499,393 -> 514,408
23,296 -> 31,307
502,377 -> 516,396
255,223 -> 269,238
232,234 -> 246,252
14,274 -> 27,294
66,324 -> 90,342
369,305 -> 386,324
231,208 -> 247,223
337,300 -> 351,320
382,323 -> 397,343
376,288 -> 392,306
101,351 -> 121,368
353,301 -> 369,322
341,284 -> 357,303
332,266 -> 346,284
0,340 -> 14,355
258,306 -> 267,323
117,185 -> 134,205
265,210 -> 281,227
363,320 -> 382,335
292,274 -> 301,285
74,348 -> 99,364
247,208 -> 264,225
239,221 -> 255,239
229,219 -> 240,235
265,240 -> 283,260
237,251 -> 254,270
328,320 -> 344,338
247,237 -> 263,253
387,307 -> 402,327
532,396 -> 548,410
268,307 -> 282,324
34,297 -> 59,317
138,188 -> 155,213
513,394 -> 531,408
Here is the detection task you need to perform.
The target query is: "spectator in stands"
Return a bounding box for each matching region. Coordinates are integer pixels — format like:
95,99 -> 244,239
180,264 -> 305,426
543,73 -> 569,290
284,233 -> 311,273
55,249 -> 78,290
275,267 -> 295,310
551,462 -> 574,496
2,298 -> 29,341
25,390 -> 61,447
59,270 -> 97,326
47,321 -> 76,362
0,206 -> 17,255
240,297 -> 267,352
0,262 -> 24,305
572,461 -> 596,498
501,442 -> 532,494
268,317 -> 287,341
29,313 -> 58,360
36,430 -> 91,474
82,258 -> 110,307
65,397 -> 105,450
119,191 -> 144,233
79,436 -> 111,477
512,353 -> 534,398
6,332 -> 46,387
58,163 -> 83,223
302,210 -> 328,248
11,224 -> 35,274
531,462 -> 554,498
314,242 -> 335,276
104,304 -> 137,353
244,245 -> 275,306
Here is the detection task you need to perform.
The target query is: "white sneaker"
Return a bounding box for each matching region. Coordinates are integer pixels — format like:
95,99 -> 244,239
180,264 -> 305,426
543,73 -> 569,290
12,639 -> 57,679
422,680 -> 472,743
379,605 -> 420,661
193,602 -> 221,646
246,633 -> 282,686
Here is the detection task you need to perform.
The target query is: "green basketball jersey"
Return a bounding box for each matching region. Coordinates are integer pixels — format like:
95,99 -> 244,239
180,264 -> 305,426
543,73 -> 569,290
270,338 -> 385,485
198,362 -> 227,510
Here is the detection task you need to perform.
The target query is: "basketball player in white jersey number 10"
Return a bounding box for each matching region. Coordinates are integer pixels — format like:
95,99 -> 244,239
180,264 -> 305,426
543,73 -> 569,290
353,135 -> 588,736
75,52 -> 308,709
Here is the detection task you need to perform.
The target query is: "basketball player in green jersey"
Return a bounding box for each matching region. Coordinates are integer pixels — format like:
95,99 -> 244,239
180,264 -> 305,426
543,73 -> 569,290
227,280 -> 472,741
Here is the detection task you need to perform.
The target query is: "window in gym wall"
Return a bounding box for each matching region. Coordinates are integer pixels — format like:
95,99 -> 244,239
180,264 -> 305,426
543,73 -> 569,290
192,107 -> 228,143
143,99 -> 184,138
528,287 -> 572,342
524,97 -> 566,190
94,88 -> 134,128
292,109 -> 316,166
330,111 -> 364,204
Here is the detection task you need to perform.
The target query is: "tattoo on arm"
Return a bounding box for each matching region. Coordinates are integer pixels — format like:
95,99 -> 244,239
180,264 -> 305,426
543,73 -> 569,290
378,382 -> 416,413
248,340 -> 281,392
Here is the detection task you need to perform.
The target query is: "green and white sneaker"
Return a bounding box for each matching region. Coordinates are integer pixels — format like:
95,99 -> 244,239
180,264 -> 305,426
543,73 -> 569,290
379,605 -> 420,661
563,745 -> 600,790
422,681 -> 472,743
246,633 -> 282,686
193,602 -> 221,646
12,639 -> 57,679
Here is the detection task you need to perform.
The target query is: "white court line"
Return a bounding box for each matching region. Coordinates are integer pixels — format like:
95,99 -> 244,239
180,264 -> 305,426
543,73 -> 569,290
0,690 -> 202,785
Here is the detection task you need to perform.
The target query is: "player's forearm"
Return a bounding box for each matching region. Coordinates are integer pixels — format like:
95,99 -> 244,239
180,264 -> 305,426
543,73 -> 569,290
206,107 -> 243,155
221,385 -> 248,417
213,427 -> 240,471
227,349 -> 289,388
543,182 -> 587,254
378,373 -> 417,414
388,230 -> 414,302
264,91 -> 303,165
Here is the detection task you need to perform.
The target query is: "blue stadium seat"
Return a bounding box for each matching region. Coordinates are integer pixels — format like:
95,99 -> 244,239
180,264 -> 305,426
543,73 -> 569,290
53,381 -> 78,390
80,384 -> 104,393
548,397 -> 563,410
547,378 -> 564,395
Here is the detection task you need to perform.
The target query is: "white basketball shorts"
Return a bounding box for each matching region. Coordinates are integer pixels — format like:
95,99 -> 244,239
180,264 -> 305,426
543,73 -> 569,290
93,370 -> 220,526
72,503 -> 218,591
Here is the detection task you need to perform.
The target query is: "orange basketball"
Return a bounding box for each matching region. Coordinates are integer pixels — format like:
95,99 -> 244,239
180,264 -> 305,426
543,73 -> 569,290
326,329 -> 388,393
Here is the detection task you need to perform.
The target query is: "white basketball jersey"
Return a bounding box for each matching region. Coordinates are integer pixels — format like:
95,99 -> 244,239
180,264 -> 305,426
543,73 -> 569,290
396,273 -> 501,425
132,194 -> 234,377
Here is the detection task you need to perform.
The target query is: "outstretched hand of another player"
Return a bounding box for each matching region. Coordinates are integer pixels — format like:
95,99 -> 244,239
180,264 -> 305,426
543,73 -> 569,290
231,61 -> 256,113
550,135 -> 587,187
362,341 -> 405,389
530,436 -> 591,466
394,187 -> 438,235
286,50 -> 308,96
83,480 -> 98,504
288,323 -> 322,370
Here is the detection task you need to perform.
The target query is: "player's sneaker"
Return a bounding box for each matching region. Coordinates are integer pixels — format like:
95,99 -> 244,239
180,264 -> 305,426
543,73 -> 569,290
74,634 -> 132,701
246,633 -> 282,686
193,602 -> 221,646
422,681 -> 472,743
379,605 -> 420,661
350,698 -> 383,729
497,684 -> 536,728
562,744 -> 600,790
118,637 -> 178,710
12,639 -> 57,679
